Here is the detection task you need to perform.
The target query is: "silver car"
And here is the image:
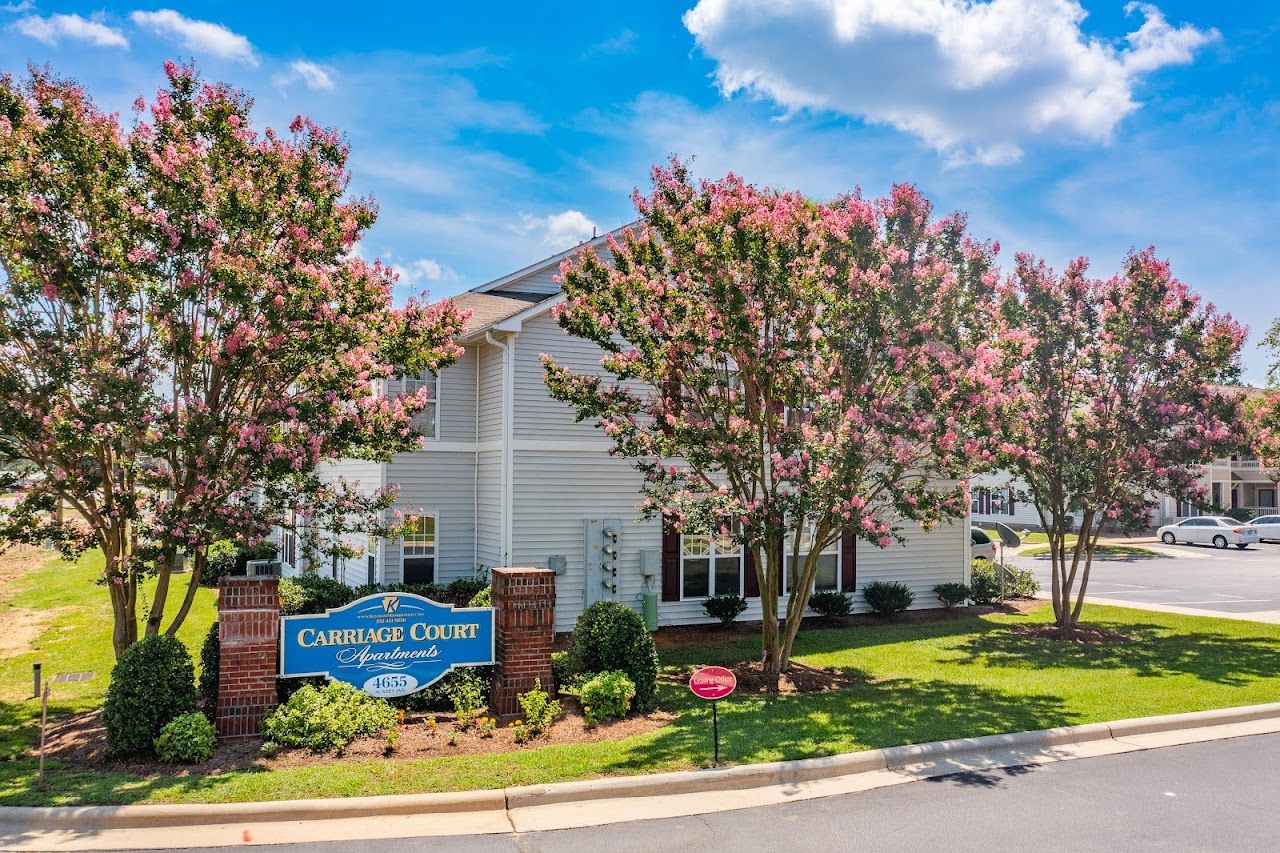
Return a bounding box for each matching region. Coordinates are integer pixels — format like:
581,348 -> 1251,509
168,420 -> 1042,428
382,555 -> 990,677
1157,517 -> 1260,550
1245,514 -> 1280,543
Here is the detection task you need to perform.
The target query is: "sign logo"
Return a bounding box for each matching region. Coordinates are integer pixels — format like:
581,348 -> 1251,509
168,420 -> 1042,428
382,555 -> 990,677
280,592 -> 495,697
689,665 -> 737,700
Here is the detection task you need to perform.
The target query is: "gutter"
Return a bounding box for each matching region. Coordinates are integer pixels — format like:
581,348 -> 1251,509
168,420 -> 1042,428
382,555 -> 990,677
484,330 -> 515,565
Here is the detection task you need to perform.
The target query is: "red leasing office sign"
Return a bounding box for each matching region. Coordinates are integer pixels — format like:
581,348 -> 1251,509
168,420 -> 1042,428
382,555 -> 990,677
689,665 -> 737,700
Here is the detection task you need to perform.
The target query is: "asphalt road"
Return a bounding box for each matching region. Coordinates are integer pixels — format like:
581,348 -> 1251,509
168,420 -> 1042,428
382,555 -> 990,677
1010,539 -> 1280,619
161,733 -> 1280,853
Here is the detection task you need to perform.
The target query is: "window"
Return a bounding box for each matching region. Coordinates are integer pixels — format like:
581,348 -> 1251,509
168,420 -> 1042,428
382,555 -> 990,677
1176,499 -> 1201,518
280,509 -> 297,567
402,514 -> 437,584
680,531 -> 742,599
403,370 -> 439,440
971,487 -> 1014,517
784,525 -> 840,593
1259,489 -> 1277,509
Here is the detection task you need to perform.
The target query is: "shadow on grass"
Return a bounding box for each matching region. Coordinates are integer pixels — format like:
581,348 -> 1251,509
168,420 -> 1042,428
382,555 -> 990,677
954,624 -> 1280,687
600,676 -> 1077,775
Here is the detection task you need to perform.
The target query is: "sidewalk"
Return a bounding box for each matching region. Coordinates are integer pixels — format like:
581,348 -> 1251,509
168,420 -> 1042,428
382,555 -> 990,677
5,703 -> 1280,851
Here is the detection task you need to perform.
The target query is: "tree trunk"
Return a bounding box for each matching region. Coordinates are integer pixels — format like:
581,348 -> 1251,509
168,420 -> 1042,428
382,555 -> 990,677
758,542 -> 783,692
164,547 -> 206,637
145,546 -> 177,637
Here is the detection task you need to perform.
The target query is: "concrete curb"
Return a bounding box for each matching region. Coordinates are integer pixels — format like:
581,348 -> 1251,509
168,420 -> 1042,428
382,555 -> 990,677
4,701 -> 1280,831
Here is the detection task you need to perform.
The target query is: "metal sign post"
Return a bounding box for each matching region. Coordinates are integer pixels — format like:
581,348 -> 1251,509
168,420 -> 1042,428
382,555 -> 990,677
689,666 -> 737,766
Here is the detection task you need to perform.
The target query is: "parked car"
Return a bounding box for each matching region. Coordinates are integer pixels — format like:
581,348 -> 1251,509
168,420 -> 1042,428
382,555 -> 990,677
1245,514 -> 1280,543
971,528 -> 997,561
1157,517 -> 1260,550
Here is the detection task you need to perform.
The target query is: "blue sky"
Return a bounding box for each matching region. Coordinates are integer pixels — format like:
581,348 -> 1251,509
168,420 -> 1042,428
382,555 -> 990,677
3,1 -> 1277,380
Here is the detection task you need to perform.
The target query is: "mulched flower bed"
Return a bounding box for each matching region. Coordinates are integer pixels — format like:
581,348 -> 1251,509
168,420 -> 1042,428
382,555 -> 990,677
1011,624 -> 1131,644
34,699 -> 674,777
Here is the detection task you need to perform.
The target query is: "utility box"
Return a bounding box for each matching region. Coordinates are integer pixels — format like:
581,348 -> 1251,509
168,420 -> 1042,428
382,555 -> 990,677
583,518 -> 622,606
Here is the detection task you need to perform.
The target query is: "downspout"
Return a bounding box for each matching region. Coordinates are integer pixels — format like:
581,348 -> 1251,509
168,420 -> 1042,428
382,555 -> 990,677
485,330 -> 515,565
473,345 -> 480,577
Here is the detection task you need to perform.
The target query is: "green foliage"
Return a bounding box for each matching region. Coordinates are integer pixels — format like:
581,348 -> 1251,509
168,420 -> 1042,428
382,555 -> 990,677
278,575 -> 354,616
103,635 -> 198,756
261,681 -> 398,752
516,679 -> 559,738
970,560 -> 1039,605
153,712 -> 216,764
932,582 -> 971,609
448,670 -> 486,728
578,671 -> 636,727
388,666 -> 492,713
808,590 -> 853,617
702,593 -> 748,626
861,581 -> 915,617
197,622 -> 219,719
467,585 -> 492,607
551,650 -> 574,693
570,601 -> 659,710
448,577 -> 488,606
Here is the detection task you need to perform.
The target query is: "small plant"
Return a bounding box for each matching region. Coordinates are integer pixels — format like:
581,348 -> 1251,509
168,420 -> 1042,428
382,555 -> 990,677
448,670 -> 486,729
384,728 -> 400,755
477,715 -> 496,738
511,719 -> 529,744
197,621 -> 220,720
260,741 -> 279,757
103,634 -> 198,756
862,581 -> 915,617
579,670 -> 636,726
702,593 -> 748,626
808,590 -> 853,617
261,681 -> 398,751
517,679 -> 560,738
570,601 -> 659,710
932,582 -> 971,610
551,650 -> 575,693
153,712 -> 216,764
424,715 -> 438,735
447,726 -> 459,747
468,585 -> 492,607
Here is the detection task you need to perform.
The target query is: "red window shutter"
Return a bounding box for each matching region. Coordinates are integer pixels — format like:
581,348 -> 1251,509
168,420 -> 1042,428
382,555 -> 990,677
841,530 -> 857,592
661,522 -> 681,602
743,544 -> 760,597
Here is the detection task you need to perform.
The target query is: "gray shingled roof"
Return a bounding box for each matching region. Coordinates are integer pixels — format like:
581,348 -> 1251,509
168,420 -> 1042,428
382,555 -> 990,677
451,290 -> 552,335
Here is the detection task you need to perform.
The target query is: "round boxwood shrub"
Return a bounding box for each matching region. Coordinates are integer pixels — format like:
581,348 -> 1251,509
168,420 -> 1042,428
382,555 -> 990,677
468,585 -> 491,607
154,712 -> 216,764
570,601 -> 658,710
198,621 -> 219,719
808,590 -> 853,617
932,582 -> 971,610
578,670 -> 635,726
103,634 -> 198,756
861,580 -> 915,618
702,593 -> 748,626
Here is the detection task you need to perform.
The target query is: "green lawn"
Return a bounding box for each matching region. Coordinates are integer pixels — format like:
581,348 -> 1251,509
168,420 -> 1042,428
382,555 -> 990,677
5,545 -> 1280,806
1020,544 -> 1158,559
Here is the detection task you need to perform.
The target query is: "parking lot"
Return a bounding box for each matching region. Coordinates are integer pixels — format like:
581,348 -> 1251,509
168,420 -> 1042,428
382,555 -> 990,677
1008,539 -> 1280,623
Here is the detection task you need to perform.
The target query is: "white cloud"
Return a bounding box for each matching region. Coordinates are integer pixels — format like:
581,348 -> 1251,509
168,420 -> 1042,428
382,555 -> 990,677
397,257 -> 459,285
129,9 -> 259,67
12,13 -> 129,48
683,0 -> 1219,165
274,59 -> 336,92
1,2 -> 36,13
514,210 -> 599,249
583,28 -> 637,59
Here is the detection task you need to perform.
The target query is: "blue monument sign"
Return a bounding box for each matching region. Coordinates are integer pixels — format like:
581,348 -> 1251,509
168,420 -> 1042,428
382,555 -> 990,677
280,593 -> 495,697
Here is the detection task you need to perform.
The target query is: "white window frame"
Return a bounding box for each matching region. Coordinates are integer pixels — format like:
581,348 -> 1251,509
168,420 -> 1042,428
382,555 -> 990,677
280,509 -> 297,568
971,486 -> 1014,517
401,512 -> 438,585
782,524 -> 841,595
403,370 -> 440,441
679,531 -> 744,600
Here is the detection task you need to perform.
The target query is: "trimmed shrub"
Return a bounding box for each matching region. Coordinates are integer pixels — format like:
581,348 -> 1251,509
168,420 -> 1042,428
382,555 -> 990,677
468,585 -> 492,607
278,575 -> 354,616
200,540 -> 238,588
970,560 -> 1040,604
932,582 -> 971,610
808,590 -> 853,617
862,581 -> 915,617
446,577 -> 488,607
198,621 -> 220,719
103,635 -> 198,756
388,666 -> 493,713
261,681 -> 398,751
154,712 -> 216,764
448,669 -> 486,728
579,670 -> 635,726
1005,564 -> 1040,599
551,650 -> 574,693
702,593 -> 748,626
570,601 -> 659,710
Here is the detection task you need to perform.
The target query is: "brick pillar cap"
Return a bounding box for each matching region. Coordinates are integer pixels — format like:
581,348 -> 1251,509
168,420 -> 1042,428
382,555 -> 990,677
218,576 -> 281,586
492,567 -> 555,577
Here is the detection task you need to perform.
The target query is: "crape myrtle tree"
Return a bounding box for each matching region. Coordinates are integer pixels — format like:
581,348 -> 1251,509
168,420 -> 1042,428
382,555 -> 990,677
0,64 -> 465,656
1247,318 -> 1280,469
543,161 -> 1005,685
991,250 -> 1244,634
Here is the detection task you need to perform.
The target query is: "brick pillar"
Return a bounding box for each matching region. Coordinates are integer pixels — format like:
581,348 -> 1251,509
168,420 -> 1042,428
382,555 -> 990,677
489,567 -> 556,717
215,577 -> 280,738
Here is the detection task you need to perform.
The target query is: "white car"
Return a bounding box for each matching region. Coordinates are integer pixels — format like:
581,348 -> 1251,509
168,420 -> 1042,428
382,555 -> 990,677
1157,517 -> 1260,550
1245,514 -> 1280,543
971,528 -> 997,561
